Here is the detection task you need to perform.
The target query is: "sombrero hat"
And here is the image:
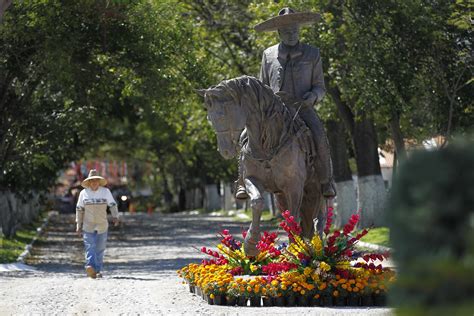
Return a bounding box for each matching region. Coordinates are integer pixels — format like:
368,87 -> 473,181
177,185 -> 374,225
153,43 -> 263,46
81,169 -> 107,188
254,7 -> 320,32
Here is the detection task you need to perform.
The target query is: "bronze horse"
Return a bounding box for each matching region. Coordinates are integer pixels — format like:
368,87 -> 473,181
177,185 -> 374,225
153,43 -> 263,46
198,76 -> 324,256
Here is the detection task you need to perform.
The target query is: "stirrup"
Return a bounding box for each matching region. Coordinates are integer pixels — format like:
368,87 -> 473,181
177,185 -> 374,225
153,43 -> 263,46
322,181 -> 336,198
235,185 -> 249,200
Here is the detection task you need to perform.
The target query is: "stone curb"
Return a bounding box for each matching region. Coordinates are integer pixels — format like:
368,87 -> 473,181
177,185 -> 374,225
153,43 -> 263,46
16,211 -> 55,263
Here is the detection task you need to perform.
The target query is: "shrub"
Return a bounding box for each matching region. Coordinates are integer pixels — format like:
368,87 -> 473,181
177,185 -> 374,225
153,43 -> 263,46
388,139 -> 474,314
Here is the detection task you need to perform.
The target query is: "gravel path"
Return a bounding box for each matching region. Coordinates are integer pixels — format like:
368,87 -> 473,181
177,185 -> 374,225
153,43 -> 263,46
0,212 -> 392,315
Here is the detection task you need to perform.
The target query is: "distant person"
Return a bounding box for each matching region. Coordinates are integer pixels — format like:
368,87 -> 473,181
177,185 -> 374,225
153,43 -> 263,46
76,169 -> 119,278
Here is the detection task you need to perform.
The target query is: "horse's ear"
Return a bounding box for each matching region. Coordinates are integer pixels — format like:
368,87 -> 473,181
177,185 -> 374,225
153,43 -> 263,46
195,89 -> 207,98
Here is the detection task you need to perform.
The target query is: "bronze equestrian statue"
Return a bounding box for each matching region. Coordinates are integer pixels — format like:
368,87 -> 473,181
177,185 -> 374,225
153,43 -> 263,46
198,76 -> 325,256
235,7 -> 336,201
198,8 -> 336,256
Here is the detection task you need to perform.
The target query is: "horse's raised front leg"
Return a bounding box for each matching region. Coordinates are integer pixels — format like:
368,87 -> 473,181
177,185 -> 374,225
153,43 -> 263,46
243,177 -> 264,257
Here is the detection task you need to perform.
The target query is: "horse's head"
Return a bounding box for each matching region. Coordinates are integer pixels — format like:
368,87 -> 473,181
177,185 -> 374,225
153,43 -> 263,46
197,82 -> 246,159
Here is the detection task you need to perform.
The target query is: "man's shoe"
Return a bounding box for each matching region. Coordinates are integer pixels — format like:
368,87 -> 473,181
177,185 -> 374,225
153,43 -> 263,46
322,181 -> 336,198
235,185 -> 249,200
96,272 -> 103,278
86,266 -> 97,279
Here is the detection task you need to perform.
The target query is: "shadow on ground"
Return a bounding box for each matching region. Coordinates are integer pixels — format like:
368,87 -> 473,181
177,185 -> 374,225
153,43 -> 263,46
22,212 -> 273,277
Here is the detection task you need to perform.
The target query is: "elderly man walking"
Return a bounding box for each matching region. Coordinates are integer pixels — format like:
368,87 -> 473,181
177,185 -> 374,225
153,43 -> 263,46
76,169 -> 119,278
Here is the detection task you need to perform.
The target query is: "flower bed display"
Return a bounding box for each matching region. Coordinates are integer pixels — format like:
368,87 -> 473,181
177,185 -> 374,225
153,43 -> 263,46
178,208 -> 394,307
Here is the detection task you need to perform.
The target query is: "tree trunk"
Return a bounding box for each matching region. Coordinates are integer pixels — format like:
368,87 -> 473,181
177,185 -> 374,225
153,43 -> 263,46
326,119 -> 356,227
328,84 -> 387,227
353,118 -> 387,228
390,111 -> 406,160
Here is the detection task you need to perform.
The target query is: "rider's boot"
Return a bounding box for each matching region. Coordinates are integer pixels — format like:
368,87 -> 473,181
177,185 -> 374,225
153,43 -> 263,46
299,107 -> 337,199
235,152 -> 249,200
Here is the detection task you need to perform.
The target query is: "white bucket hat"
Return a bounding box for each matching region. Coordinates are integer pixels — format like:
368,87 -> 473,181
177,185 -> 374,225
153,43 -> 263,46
81,169 -> 107,188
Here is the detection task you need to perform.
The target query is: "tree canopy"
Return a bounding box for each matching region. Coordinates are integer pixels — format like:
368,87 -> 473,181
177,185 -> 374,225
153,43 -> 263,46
0,0 -> 471,207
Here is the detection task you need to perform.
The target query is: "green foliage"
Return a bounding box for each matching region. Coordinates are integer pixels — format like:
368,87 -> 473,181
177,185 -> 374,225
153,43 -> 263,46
387,138 -> 474,313
359,227 -> 390,247
0,0 -> 233,201
0,214 -> 45,263
1,0 -> 472,213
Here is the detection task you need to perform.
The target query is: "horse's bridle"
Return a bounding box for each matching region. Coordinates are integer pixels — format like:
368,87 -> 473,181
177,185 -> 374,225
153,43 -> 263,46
208,98 -> 242,149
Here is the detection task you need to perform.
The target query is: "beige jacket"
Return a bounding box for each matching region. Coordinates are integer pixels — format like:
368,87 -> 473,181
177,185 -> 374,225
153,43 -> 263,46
76,187 -> 119,233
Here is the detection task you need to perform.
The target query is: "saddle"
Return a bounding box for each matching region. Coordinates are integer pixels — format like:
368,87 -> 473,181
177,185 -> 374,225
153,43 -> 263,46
275,91 -> 318,163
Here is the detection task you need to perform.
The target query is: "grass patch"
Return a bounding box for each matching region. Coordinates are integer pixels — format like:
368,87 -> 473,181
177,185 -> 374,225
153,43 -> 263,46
202,208 -> 276,223
0,213 -> 47,263
234,209 -> 274,222
358,227 -> 390,247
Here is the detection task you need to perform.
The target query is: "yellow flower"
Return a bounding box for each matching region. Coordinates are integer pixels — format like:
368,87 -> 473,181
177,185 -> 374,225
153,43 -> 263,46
320,262 -> 331,272
311,235 -> 323,254
250,264 -> 258,272
210,293 -> 215,299
303,267 -> 313,276
335,261 -> 350,269
271,280 -> 279,287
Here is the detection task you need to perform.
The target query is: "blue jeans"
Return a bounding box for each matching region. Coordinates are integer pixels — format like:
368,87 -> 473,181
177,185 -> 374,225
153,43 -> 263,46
83,231 -> 108,272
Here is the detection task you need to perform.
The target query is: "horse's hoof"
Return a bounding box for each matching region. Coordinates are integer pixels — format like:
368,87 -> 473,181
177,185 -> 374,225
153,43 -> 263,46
244,243 -> 259,257
244,233 -> 259,257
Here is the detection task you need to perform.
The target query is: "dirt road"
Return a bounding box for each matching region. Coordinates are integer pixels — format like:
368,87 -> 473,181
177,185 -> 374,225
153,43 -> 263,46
0,212 -> 392,315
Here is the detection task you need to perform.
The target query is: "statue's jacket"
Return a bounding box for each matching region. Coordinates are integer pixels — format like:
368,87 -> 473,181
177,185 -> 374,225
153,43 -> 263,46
259,42 -> 326,104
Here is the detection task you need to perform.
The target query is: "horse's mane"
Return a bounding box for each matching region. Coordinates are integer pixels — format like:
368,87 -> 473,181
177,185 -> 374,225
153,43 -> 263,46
219,75 -> 283,118
217,76 -> 305,158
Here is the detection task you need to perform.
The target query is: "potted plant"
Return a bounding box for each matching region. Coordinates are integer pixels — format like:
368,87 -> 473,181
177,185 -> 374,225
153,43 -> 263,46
332,278 -> 348,306
225,280 -> 240,306
318,281 -> 333,306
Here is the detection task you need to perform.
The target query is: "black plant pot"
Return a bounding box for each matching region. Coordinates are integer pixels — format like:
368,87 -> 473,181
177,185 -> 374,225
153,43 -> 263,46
249,296 -> 261,307
310,296 -> 321,307
237,296 -> 247,306
206,294 -> 214,305
226,296 -> 236,306
374,293 -> 387,306
361,294 -> 374,306
286,294 -> 296,307
189,285 -> 195,294
262,296 -> 273,307
296,295 -> 309,306
195,287 -> 202,297
347,295 -> 360,306
321,294 -> 333,306
334,295 -> 347,306
213,294 -> 226,306
274,296 -> 285,306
